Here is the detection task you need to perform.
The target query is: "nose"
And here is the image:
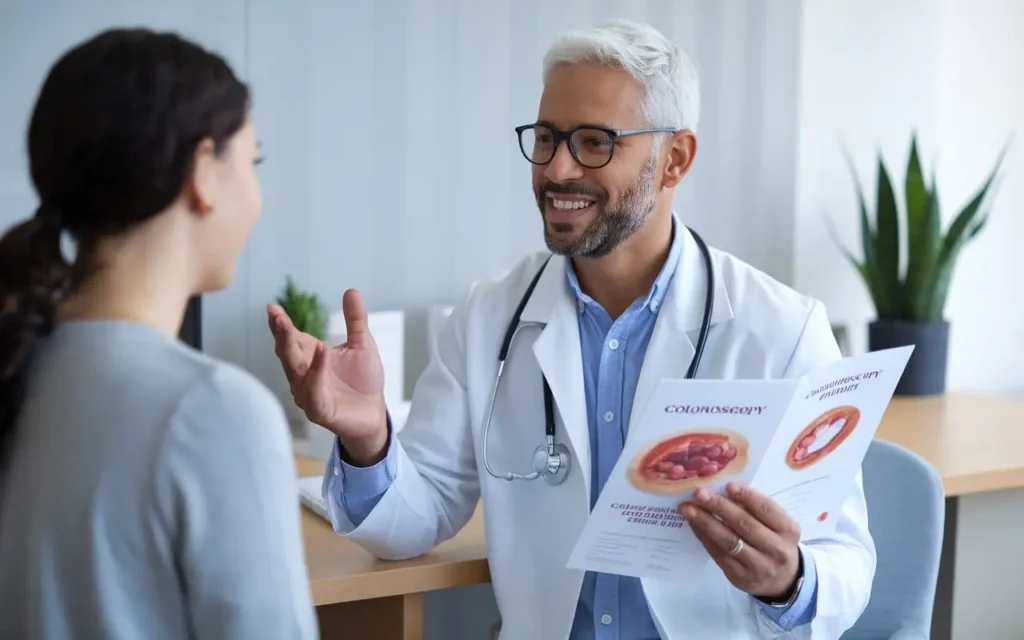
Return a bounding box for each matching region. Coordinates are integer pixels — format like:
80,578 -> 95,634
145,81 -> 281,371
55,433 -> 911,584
543,139 -> 584,183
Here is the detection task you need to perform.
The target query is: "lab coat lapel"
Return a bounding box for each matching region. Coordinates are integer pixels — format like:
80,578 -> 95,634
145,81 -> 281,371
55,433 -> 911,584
520,254 -> 592,495
629,226 -> 734,430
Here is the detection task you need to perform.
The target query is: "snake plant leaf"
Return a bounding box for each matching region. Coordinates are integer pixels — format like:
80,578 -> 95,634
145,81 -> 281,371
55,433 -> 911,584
910,175 -> 942,318
923,218 -> 978,321
874,155 -> 901,317
841,146 -> 883,317
822,211 -> 877,302
903,135 -> 936,316
918,142 -> 1009,319
924,210 -> 994,320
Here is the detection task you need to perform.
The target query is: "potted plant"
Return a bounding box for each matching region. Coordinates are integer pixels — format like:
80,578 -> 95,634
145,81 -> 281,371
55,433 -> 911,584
276,275 -> 328,436
827,134 -> 1009,395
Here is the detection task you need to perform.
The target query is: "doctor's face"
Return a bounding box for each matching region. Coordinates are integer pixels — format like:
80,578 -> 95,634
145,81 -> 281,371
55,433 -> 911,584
528,63 -> 660,258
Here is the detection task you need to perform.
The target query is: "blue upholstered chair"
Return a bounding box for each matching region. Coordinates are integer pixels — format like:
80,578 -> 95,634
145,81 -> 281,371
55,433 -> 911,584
842,439 -> 945,639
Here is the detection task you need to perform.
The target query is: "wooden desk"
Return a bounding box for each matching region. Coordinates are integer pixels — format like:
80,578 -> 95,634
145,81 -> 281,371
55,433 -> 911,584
300,392 -> 1024,640
296,457 -> 489,640
875,392 -> 1024,640
875,392 -> 1024,496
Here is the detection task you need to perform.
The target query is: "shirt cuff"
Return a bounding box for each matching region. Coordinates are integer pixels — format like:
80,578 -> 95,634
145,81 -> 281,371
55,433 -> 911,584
327,413 -> 398,525
754,545 -> 818,630
333,413 -> 397,492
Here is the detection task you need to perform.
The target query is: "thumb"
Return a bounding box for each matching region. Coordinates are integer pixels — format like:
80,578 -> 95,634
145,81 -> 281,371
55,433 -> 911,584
342,288 -> 373,349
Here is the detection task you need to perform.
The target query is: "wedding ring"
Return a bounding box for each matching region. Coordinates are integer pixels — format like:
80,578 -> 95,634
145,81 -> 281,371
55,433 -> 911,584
728,538 -> 745,556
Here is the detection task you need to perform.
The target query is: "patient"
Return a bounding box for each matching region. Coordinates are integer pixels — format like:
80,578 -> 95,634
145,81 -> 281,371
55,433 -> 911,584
0,28 -> 317,639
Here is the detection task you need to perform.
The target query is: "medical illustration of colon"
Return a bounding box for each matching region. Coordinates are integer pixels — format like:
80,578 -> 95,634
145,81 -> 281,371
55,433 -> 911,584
626,429 -> 750,495
784,406 -> 861,470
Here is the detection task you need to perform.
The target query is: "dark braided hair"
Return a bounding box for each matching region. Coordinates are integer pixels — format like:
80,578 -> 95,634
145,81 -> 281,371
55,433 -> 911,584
0,28 -> 249,460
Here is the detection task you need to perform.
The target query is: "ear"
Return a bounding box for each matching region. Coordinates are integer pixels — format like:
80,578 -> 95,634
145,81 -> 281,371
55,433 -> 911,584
660,130 -> 698,189
181,138 -> 218,216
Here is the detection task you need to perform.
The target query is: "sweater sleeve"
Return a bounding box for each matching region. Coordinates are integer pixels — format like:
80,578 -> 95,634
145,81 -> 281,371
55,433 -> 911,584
152,364 -> 318,640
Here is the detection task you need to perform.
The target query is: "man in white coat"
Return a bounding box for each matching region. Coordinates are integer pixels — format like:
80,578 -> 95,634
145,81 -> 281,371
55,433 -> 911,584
269,19 -> 874,640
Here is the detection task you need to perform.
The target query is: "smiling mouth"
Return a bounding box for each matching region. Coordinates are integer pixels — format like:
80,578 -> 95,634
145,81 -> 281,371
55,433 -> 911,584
547,194 -> 598,215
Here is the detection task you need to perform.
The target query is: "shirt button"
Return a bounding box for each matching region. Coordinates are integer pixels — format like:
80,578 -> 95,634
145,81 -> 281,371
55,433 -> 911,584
650,301 -> 659,312
608,338 -> 619,350
333,465 -> 339,476
601,613 -> 613,625
604,411 -> 614,422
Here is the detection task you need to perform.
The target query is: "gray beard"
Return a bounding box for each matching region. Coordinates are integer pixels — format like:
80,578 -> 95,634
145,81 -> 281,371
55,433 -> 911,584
540,155 -> 658,258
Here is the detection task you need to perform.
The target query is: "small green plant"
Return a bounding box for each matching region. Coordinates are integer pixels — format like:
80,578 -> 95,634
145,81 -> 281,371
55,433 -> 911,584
827,133 -> 1011,322
277,275 -> 327,340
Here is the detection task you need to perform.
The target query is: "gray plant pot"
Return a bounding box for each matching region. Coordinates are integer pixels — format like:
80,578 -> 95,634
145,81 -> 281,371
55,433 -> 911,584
868,318 -> 950,396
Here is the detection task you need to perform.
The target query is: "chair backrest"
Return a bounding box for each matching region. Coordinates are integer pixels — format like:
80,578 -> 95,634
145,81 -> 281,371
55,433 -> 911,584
841,439 -> 945,639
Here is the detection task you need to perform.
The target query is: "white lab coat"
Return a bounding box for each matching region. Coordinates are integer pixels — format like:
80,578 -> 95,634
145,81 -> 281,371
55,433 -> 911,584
324,226 -> 875,639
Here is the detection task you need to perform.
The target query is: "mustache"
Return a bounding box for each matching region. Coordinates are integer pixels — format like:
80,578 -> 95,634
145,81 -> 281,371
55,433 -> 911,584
538,182 -> 607,200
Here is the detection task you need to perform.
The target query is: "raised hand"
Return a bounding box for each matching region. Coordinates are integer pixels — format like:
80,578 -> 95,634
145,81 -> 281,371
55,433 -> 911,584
267,288 -> 388,464
678,483 -> 802,602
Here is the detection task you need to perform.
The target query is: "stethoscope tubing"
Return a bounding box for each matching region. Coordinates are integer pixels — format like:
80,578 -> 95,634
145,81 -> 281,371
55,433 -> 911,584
483,226 -> 715,485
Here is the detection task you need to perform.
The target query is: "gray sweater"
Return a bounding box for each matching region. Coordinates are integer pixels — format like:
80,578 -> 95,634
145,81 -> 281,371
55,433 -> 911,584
0,320 -> 318,639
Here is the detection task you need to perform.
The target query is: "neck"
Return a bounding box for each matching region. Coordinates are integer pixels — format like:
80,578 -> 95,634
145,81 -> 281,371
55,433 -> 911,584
58,222 -> 195,339
572,208 -> 674,319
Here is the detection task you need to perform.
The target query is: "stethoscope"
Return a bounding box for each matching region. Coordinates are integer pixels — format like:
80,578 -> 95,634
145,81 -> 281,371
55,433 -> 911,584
481,226 -> 716,487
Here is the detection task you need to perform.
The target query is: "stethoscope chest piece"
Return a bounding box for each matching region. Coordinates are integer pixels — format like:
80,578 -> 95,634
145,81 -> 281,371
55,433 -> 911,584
532,442 -> 571,486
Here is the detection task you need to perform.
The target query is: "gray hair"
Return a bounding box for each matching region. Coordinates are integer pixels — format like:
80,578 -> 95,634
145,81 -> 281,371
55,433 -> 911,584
542,20 -> 700,134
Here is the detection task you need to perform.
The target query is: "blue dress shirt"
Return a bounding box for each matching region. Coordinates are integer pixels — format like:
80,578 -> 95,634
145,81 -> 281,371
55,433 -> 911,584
329,219 -> 819,638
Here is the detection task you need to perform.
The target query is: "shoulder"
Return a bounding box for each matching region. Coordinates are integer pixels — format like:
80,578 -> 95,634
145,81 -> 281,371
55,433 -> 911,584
167,360 -> 291,460
711,248 -> 839,375
457,250 -> 553,319
713,248 -> 820,328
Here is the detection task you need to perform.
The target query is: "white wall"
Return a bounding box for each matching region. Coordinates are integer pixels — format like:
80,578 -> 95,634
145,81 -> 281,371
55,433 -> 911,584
793,0 -> 943,356
794,1 -> 1024,637
794,0 -> 1024,391
0,0 -> 807,405
240,0 -> 804,405
933,0 -> 1024,396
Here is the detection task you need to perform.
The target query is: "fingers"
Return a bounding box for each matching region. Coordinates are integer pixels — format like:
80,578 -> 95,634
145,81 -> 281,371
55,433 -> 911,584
266,304 -> 310,381
683,502 -> 771,576
681,487 -> 777,553
342,289 -> 374,349
267,304 -> 295,345
300,342 -> 333,422
682,502 -> 744,556
266,303 -> 299,340
725,483 -> 801,540
681,485 -> 802,597
308,341 -> 328,377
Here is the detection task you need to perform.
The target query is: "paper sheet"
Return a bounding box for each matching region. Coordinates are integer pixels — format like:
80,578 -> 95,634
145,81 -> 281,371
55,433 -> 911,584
566,346 -> 914,579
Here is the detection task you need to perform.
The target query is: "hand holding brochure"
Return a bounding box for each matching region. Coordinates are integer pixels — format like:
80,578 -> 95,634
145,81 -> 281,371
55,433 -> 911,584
566,346 -> 913,579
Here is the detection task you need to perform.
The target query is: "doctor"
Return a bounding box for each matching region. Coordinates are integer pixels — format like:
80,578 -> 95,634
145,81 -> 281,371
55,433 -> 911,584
269,20 -> 874,640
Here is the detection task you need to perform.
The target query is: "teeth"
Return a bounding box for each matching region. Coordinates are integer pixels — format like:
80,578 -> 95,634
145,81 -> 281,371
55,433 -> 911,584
551,198 -> 594,210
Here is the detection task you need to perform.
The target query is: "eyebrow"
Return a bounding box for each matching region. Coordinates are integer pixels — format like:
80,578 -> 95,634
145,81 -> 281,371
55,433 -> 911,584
535,119 -> 615,131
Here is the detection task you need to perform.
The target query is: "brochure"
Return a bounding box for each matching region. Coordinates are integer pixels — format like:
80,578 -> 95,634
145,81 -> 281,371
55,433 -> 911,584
565,346 -> 914,579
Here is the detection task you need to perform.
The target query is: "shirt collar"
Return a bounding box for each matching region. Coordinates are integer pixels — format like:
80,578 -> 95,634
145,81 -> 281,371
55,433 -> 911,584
564,213 -> 684,314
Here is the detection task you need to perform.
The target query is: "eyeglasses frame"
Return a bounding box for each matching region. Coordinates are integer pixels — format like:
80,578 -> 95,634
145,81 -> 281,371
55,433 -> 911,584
514,123 -> 678,169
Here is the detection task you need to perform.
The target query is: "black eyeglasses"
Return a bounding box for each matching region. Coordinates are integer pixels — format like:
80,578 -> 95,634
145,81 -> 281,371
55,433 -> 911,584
514,123 -> 677,169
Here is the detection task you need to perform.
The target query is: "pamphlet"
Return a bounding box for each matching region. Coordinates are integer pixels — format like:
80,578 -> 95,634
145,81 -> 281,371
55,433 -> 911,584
565,346 -> 914,580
